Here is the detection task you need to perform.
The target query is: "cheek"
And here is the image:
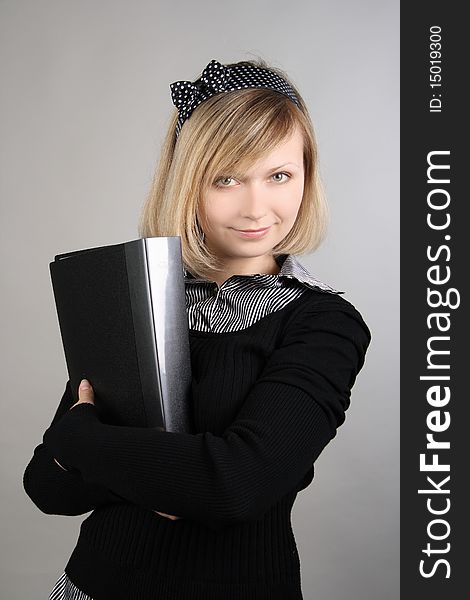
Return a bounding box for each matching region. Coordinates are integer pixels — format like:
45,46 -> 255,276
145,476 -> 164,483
289,182 -> 305,218
200,195 -> 234,228
199,193 -> 218,222
277,193 -> 303,223
282,207 -> 301,227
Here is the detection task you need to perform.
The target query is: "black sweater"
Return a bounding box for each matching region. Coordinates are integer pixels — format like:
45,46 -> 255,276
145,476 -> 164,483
24,289 -> 370,600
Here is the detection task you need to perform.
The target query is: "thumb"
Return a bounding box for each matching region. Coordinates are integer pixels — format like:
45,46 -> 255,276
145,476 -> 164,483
78,379 -> 95,404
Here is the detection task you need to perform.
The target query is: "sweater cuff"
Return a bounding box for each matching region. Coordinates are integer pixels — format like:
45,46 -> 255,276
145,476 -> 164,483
43,403 -> 103,478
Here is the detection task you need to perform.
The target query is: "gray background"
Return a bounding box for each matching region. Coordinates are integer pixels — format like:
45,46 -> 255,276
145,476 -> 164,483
0,1 -> 399,598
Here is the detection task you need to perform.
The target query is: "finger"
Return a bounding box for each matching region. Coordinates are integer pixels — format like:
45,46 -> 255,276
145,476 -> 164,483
54,457 -> 69,471
155,511 -> 180,520
77,379 -> 95,405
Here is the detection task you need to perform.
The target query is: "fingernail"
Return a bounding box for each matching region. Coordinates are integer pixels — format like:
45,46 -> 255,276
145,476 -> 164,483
80,379 -> 91,389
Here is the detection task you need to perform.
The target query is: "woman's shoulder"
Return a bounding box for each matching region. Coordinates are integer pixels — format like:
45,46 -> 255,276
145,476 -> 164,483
282,255 -> 368,324
294,284 -> 366,316
287,286 -> 371,346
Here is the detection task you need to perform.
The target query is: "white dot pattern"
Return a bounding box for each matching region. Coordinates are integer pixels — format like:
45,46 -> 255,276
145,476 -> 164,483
169,59 -> 301,138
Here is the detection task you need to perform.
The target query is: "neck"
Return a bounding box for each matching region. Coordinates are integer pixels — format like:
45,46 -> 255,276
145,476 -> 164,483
207,255 -> 282,288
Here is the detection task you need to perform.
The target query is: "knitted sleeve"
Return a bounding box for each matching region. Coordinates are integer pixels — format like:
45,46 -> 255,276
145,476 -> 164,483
23,381 -> 125,516
42,304 -> 371,529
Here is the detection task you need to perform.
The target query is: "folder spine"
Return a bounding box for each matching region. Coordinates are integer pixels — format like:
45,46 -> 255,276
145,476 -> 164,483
144,238 -> 193,433
125,240 -> 165,430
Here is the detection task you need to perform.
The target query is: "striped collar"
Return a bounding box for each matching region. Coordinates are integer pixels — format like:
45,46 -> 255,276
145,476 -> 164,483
183,254 -> 343,294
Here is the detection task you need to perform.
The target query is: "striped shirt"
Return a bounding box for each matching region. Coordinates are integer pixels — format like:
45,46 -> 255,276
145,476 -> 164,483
48,253 -> 341,600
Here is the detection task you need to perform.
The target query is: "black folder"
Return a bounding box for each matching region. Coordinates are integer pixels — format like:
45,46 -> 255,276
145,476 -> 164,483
49,236 -> 193,432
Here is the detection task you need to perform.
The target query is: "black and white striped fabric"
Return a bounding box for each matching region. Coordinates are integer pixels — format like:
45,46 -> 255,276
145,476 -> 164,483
47,253 -> 340,599
184,253 -> 342,333
48,571 -> 91,600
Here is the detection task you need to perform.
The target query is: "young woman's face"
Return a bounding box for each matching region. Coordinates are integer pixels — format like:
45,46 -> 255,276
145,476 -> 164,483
200,125 -> 305,262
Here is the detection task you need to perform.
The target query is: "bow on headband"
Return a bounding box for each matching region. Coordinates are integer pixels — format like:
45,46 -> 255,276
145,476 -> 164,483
169,58 -> 301,139
170,60 -> 232,124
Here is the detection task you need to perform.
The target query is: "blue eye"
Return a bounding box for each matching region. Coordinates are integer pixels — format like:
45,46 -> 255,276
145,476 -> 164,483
272,172 -> 291,182
213,172 -> 291,188
214,176 -> 235,187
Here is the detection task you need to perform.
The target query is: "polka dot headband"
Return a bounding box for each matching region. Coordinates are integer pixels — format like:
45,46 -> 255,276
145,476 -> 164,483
170,59 -> 301,138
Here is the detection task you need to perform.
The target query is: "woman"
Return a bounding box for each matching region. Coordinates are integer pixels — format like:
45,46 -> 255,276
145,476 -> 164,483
24,58 -> 371,600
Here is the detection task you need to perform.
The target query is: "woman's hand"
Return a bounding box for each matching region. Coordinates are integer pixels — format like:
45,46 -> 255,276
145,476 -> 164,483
59,380 -> 181,521
71,379 -> 95,409
53,379 -> 95,471
53,457 -> 69,471
154,510 -> 181,521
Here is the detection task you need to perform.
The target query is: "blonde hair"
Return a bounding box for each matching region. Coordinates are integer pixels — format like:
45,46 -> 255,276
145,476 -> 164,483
138,58 -> 329,279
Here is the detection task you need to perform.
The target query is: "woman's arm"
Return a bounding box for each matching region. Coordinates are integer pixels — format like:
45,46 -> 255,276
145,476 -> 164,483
23,381 -> 125,516
43,305 -> 371,528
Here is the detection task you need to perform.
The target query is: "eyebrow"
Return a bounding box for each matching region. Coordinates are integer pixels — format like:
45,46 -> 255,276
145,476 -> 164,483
267,162 -> 301,172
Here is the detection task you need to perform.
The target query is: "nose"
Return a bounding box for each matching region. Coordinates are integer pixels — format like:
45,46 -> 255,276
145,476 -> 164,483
239,183 -> 268,221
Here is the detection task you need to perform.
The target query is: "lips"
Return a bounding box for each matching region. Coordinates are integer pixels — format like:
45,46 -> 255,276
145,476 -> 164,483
232,226 -> 272,239
237,227 -> 270,232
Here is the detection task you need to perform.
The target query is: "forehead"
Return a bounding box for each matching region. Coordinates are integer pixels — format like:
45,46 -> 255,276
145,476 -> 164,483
228,124 -> 304,176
